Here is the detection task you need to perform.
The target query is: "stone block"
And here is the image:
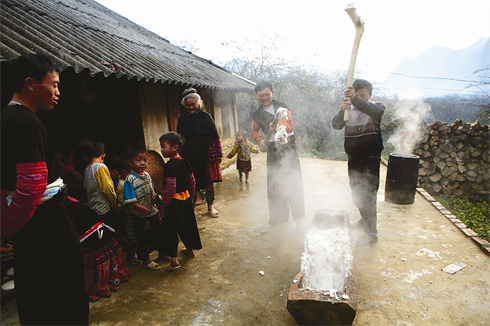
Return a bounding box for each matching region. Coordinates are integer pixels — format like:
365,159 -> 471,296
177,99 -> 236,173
458,165 -> 467,173
467,171 -> 478,178
454,222 -> 467,229
429,173 -> 442,182
432,202 -> 444,209
461,228 -> 478,237
453,189 -> 464,196
432,183 -> 442,193
472,237 -> 490,247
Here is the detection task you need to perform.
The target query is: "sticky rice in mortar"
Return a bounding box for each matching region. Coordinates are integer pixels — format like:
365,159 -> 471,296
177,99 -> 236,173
300,226 -> 353,293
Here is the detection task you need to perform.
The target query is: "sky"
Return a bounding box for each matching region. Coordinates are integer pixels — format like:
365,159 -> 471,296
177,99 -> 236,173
95,0 -> 490,95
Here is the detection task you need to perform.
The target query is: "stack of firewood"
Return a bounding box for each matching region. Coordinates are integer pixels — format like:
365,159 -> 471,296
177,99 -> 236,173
414,120 -> 489,200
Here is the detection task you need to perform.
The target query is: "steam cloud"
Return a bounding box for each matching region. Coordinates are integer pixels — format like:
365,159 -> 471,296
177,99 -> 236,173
387,99 -> 432,154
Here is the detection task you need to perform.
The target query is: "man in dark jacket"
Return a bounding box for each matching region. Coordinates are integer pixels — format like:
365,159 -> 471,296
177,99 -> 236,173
251,81 -> 305,226
332,79 -> 385,244
1,54 -> 89,325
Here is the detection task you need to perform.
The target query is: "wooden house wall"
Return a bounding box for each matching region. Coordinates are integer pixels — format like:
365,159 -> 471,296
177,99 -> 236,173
213,89 -> 239,147
139,85 -> 239,153
138,83 -> 171,153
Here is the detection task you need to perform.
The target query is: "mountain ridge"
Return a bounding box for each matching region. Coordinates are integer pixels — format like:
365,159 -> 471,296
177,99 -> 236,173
382,37 -> 489,97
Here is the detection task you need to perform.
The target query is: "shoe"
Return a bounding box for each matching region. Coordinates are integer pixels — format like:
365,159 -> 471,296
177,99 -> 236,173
1,280 -> 14,291
142,261 -> 161,270
195,190 -> 205,206
166,264 -> 181,272
195,198 -> 205,206
208,208 -> 219,218
182,249 -> 195,258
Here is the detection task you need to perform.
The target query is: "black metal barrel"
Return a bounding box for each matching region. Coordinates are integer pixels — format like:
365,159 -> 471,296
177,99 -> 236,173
385,153 -> 420,204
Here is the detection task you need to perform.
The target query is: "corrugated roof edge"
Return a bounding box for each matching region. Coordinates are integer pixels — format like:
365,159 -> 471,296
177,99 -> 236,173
0,0 -> 255,92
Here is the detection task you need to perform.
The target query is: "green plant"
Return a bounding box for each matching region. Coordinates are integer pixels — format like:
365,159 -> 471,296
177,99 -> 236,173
437,196 -> 490,242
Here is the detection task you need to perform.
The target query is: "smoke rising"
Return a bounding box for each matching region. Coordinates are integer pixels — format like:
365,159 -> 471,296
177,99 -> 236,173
387,99 -> 432,154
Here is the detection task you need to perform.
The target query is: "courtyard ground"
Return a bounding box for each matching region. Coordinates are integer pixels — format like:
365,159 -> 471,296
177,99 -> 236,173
1,153 -> 489,325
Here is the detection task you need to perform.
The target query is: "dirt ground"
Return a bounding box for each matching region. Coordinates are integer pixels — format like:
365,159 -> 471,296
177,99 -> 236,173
1,152 -> 489,325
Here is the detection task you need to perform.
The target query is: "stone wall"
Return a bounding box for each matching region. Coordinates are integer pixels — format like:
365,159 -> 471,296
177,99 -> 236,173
414,120 -> 490,201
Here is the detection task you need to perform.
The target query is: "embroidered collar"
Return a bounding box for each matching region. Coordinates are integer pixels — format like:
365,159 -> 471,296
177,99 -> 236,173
130,170 -> 147,178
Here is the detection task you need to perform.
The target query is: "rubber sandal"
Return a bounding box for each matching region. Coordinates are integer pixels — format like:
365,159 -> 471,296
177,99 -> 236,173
195,190 -> 205,206
195,198 -> 205,206
166,264 -> 181,272
208,208 -> 219,218
182,249 -> 195,258
142,261 -> 161,270
1,280 -> 14,291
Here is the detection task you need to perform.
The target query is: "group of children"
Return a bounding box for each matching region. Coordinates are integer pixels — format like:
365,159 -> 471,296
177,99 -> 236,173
78,129 -> 257,272
79,132 -> 202,272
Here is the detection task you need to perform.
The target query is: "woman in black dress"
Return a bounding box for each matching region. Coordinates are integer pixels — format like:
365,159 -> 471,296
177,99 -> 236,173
177,88 -> 222,218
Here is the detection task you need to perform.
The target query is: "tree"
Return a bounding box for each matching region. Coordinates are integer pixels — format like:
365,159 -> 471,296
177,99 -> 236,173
424,95 -> 483,124
223,36 -> 351,158
466,67 -> 490,125
223,35 -> 291,135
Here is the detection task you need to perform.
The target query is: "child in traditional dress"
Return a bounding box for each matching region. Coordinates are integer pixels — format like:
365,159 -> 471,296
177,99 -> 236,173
122,148 -> 161,270
226,130 -> 259,183
158,132 -> 202,272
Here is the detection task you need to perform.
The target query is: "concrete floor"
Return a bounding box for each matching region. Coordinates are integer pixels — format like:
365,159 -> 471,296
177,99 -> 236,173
1,152 -> 489,325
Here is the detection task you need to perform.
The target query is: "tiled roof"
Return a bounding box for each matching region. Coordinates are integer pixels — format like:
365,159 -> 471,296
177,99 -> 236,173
0,0 -> 255,91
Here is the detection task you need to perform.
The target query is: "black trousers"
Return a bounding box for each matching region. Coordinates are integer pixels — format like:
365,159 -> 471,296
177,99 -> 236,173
348,156 -> 381,236
14,190 -> 89,325
159,198 -> 202,257
266,139 -> 305,224
132,214 -> 160,262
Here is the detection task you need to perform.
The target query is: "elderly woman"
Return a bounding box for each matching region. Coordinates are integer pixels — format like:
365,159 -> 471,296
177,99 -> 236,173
177,88 -> 222,218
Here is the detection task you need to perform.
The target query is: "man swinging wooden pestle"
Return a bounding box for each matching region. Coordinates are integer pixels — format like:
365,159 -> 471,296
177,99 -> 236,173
332,5 -> 385,245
